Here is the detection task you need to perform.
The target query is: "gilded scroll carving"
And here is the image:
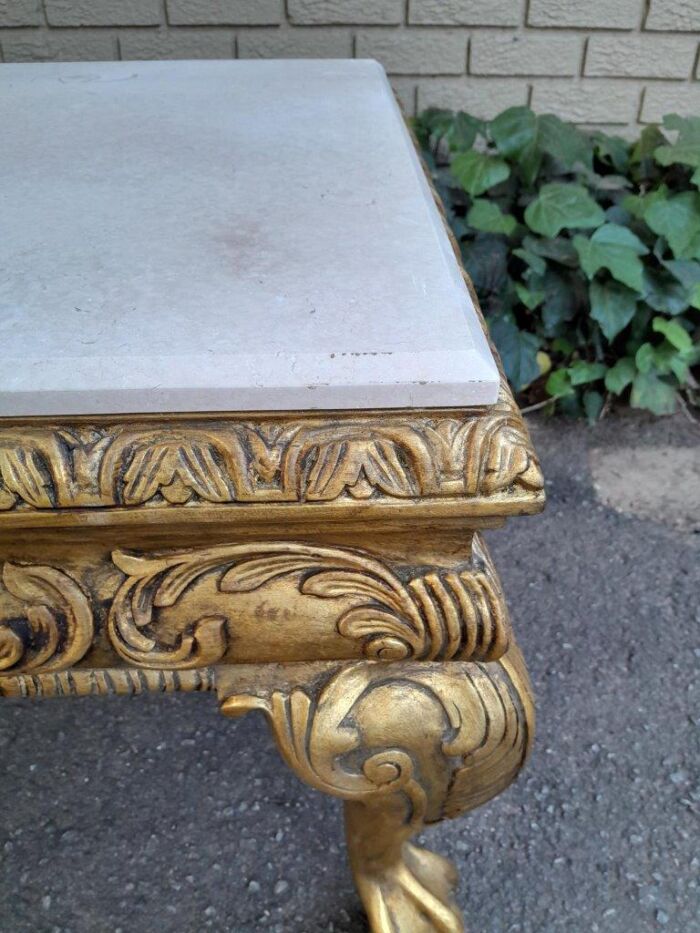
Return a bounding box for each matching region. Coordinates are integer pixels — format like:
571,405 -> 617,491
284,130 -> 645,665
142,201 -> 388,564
0,563 -> 94,674
0,393 -> 543,512
106,536 -> 509,667
0,538 -> 509,672
108,549 -> 229,669
223,657 -> 531,823
220,653 -> 533,932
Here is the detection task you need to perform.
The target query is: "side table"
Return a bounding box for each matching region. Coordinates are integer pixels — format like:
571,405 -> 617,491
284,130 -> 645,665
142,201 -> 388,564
0,59 -> 544,932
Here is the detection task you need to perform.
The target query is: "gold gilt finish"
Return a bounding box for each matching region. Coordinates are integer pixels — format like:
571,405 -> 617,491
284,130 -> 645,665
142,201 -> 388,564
0,384 -> 542,524
0,387 -> 543,931
0,533 -> 510,675
0,169 -> 544,933
220,652 -> 534,933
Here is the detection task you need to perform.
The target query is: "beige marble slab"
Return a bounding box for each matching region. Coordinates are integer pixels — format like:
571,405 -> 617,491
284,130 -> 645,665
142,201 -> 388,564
0,59 -> 498,415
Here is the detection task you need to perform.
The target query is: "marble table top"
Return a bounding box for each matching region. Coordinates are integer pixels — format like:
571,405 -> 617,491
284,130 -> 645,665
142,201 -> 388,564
0,59 -> 498,416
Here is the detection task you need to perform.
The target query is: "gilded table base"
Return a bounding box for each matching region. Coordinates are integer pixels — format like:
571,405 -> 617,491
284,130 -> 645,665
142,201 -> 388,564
0,379 -> 543,932
0,529 -> 537,932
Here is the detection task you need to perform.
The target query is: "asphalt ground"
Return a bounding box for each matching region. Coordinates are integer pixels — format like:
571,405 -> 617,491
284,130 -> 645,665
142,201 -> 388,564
1,413 -> 698,933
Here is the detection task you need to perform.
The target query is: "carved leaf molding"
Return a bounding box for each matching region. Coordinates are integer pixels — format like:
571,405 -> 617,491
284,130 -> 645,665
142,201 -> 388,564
0,563 -> 94,674
0,441 -> 57,509
0,407 -> 543,511
108,537 -> 510,668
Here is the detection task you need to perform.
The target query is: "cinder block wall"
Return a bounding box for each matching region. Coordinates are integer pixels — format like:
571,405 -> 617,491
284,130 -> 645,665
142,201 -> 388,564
1,1 -> 699,134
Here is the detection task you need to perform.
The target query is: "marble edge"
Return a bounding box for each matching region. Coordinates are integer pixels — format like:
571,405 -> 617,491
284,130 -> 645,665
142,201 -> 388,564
0,349 -> 500,417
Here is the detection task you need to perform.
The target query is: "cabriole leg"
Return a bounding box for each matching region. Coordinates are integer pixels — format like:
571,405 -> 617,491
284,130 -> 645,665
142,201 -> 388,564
219,647 -> 534,933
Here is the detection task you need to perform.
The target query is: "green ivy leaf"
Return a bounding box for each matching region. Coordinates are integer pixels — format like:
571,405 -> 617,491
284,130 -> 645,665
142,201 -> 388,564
631,322 -> 698,385
538,114 -> 593,170
444,111 -> 482,152
525,183 -> 605,238
591,131 -> 630,174
623,185 -> 668,222
641,270 -> 690,316
605,204 -> 633,226
417,105 -> 700,421
490,110 -> 593,184
573,224 -> 648,292
513,247 -> 547,275
569,361 -> 608,385
654,114 -> 700,169
552,336 -> 575,355
415,108 -> 486,151
663,258 -> 700,289
489,107 -> 537,158
652,343 -> 694,383
626,305 -> 653,355
651,316 -> 692,351
466,198 -> 518,235
523,235 -> 579,267
583,389 -> 604,424
518,144 -> 544,189
491,108 -> 544,186
605,357 -> 636,395
644,191 -> 700,260
515,281 -> 545,309
413,108 -> 453,147
635,342 -> 656,373
630,372 -> 677,415
488,313 -> 541,389
589,279 -> 638,341
461,234 -> 511,299
545,368 -> 575,398
583,169 -> 632,193
630,125 -> 668,165
540,267 -> 584,336
451,150 -> 510,197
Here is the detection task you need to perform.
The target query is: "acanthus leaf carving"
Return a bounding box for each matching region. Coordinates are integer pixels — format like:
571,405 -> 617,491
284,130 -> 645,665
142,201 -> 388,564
426,408 -> 543,497
107,536 -> 509,667
223,658 -> 530,820
108,550 -> 228,669
0,563 -> 94,674
245,426 -> 287,485
0,390 -> 543,513
301,437 -> 418,500
0,444 -> 55,510
120,438 -> 234,505
101,429 -> 246,506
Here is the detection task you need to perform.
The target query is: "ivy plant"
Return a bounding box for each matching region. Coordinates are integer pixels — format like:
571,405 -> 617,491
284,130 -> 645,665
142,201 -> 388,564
414,108 -> 700,419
